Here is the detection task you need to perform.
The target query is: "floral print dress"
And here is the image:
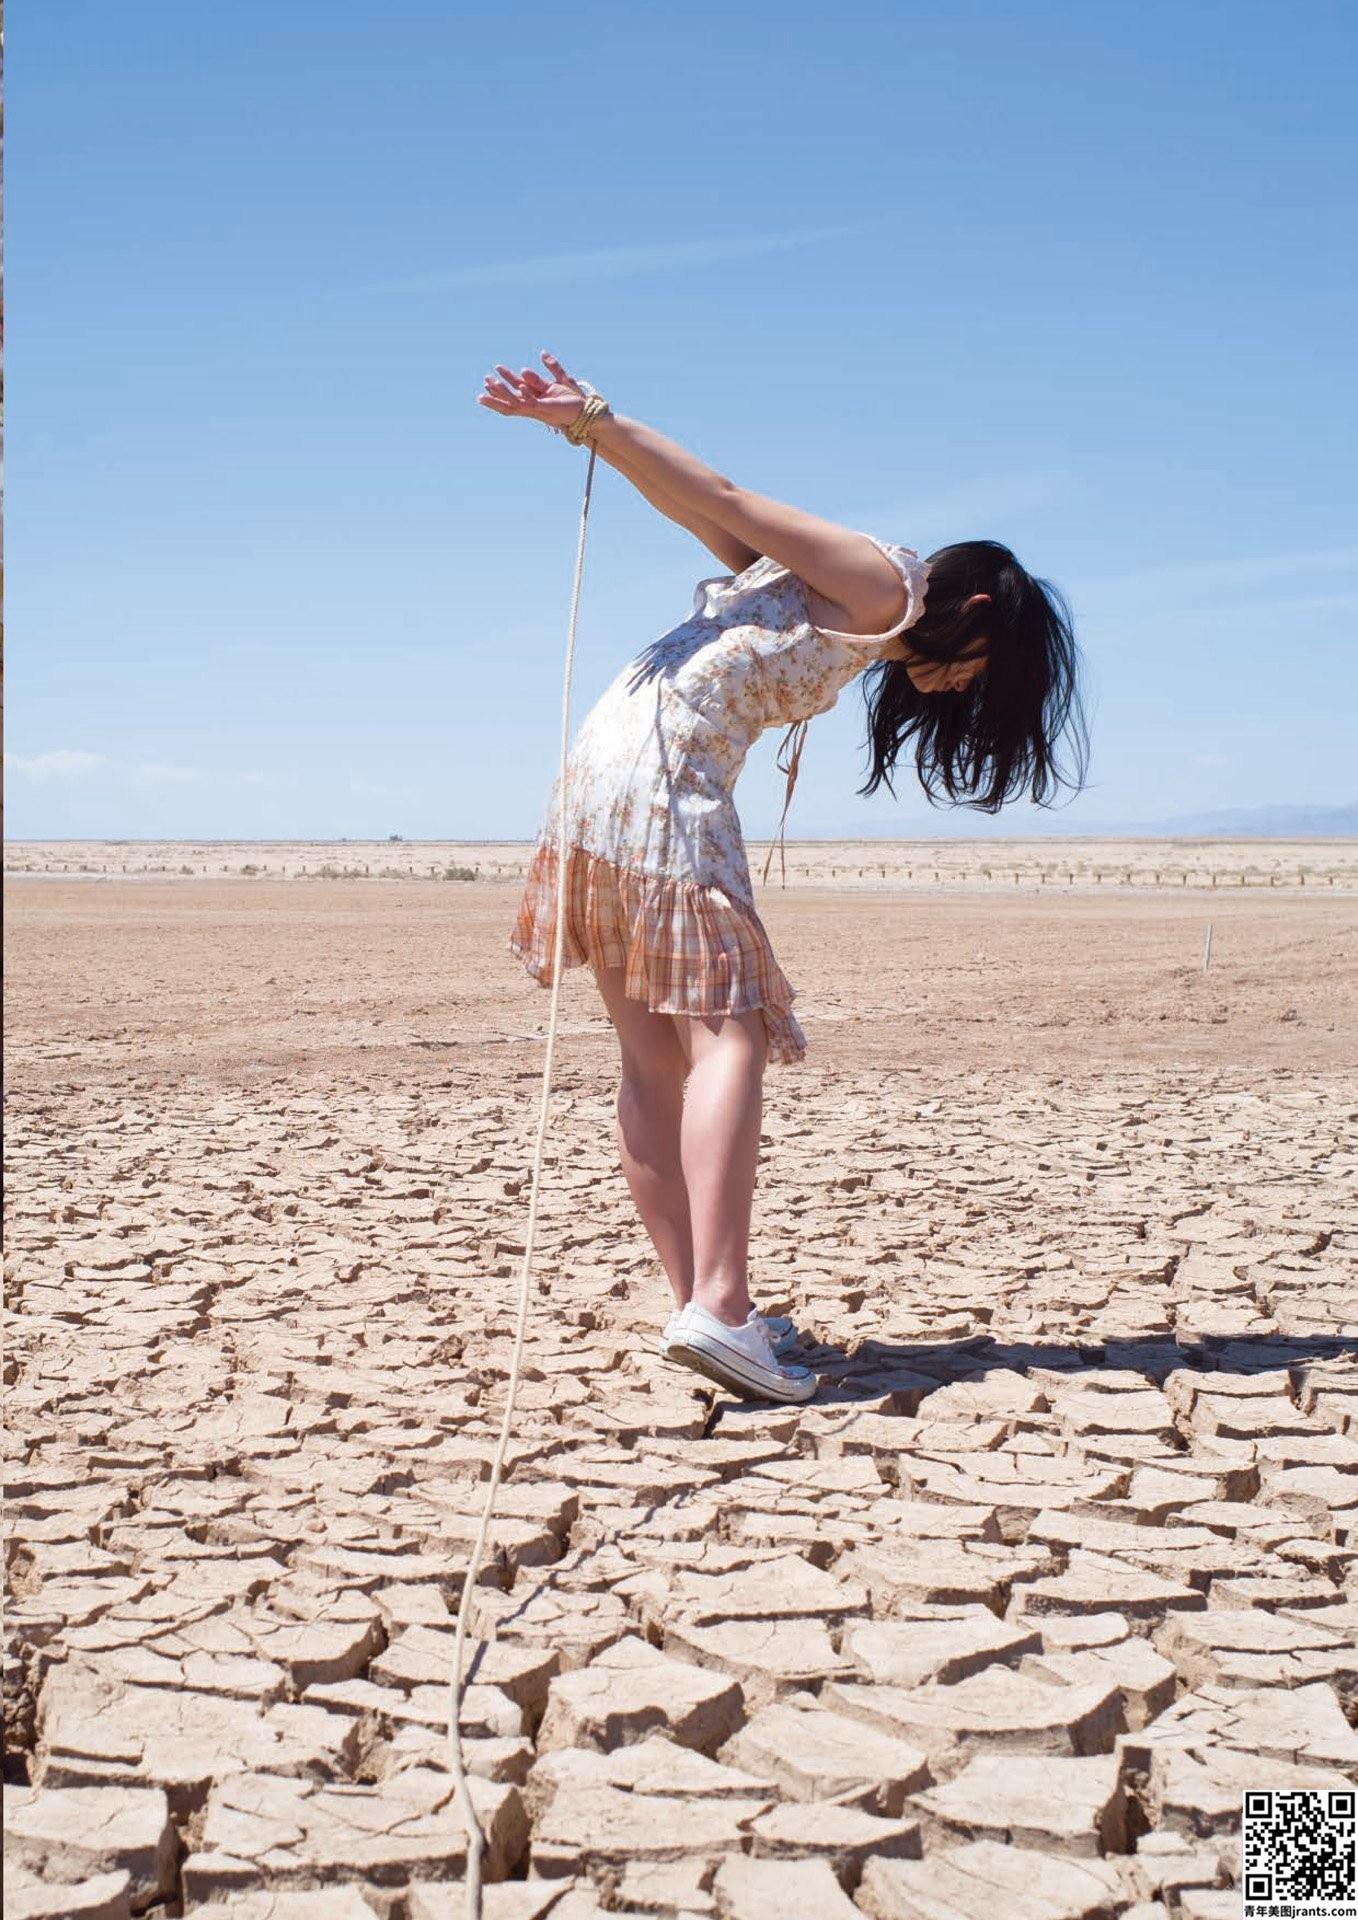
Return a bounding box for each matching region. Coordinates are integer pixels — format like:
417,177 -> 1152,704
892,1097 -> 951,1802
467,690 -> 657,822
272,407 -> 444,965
510,534 -> 931,1065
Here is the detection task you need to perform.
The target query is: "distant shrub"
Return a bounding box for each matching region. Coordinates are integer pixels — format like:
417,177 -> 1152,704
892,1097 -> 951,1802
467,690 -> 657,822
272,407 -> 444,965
443,865 -> 478,881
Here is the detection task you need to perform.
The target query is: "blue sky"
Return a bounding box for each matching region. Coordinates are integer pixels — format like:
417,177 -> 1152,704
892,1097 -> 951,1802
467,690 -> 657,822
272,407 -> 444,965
9,0 -> 1357,840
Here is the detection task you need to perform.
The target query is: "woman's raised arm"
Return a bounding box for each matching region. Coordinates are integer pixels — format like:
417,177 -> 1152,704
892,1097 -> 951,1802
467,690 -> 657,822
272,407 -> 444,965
590,411 -> 906,635
595,443 -> 760,576
478,353 -> 904,631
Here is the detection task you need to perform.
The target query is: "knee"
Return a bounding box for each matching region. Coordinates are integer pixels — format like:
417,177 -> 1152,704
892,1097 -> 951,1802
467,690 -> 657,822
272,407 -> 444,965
618,1043 -> 686,1110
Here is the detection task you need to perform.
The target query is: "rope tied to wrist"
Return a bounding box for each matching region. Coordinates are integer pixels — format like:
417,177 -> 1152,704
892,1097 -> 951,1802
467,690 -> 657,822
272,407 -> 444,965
553,389 -> 611,446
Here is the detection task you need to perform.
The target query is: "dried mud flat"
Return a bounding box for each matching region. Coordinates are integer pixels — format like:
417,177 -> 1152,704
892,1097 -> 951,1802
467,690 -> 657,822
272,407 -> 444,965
4,869 -> 1357,1920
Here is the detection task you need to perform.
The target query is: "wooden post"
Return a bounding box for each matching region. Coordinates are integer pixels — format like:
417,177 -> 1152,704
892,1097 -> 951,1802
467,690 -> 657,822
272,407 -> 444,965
1202,923 -> 1214,973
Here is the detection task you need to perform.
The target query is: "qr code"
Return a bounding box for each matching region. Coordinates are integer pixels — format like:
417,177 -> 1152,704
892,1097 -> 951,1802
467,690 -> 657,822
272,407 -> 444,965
1244,1789 -> 1357,1917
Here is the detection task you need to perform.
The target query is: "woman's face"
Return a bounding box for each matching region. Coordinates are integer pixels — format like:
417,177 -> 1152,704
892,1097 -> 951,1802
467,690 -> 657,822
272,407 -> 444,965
901,592 -> 990,695
905,649 -> 988,695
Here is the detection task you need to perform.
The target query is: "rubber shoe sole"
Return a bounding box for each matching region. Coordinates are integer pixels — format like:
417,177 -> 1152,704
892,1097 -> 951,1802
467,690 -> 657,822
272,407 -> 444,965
666,1326 -> 817,1405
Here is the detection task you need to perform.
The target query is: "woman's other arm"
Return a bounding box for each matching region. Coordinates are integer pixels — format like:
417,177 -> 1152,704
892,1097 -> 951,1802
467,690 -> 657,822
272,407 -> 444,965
595,443 -> 760,575
478,354 -> 758,574
479,354 -> 889,617
590,409 -> 906,634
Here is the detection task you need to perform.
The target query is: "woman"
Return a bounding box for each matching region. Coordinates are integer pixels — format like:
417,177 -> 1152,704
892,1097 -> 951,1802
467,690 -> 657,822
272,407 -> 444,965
481,352 -> 1086,1403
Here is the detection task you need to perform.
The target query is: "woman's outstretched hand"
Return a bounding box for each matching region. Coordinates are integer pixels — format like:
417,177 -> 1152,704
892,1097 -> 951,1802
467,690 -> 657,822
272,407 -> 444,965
477,351 -> 590,432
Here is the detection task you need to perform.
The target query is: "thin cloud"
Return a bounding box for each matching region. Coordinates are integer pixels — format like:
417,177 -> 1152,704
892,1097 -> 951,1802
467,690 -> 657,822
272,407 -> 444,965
380,220 -> 888,293
1078,587 -> 1358,643
866,470 -> 1072,542
627,470 -> 1072,614
9,757 -> 284,792
9,749 -> 107,780
350,778 -> 415,801
131,763 -> 200,785
1072,546 -> 1358,602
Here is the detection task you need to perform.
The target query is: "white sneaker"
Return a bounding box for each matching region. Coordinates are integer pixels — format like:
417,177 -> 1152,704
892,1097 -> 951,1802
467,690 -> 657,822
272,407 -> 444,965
665,1302 -> 818,1404
759,1312 -> 802,1354
660,1307 -> 801,1359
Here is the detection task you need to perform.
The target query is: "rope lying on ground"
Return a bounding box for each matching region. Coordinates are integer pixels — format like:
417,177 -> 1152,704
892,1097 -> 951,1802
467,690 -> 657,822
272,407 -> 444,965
445,434 -> 599,1919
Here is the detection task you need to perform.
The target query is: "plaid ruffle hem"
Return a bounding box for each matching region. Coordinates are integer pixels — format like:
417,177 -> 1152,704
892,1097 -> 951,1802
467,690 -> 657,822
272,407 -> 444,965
509,840 -> 807,1066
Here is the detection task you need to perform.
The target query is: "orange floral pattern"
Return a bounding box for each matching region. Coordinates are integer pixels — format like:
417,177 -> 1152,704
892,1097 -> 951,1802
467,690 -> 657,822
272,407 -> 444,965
510,535 -> 930,1064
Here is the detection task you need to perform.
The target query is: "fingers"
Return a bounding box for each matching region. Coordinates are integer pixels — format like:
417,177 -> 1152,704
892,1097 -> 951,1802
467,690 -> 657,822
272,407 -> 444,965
483,352 -> 578,393
483,368 -> 530,412
540,350 -> 582,393
477,351 -> 581,415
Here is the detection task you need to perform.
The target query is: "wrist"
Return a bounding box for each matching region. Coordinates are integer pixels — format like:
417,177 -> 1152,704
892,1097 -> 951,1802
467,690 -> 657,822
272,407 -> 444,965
587,406 -> 620,446
558,392 -> 613,447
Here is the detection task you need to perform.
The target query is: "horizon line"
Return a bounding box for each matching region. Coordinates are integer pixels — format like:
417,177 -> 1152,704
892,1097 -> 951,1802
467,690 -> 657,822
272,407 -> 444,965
8,832 -> 1358,849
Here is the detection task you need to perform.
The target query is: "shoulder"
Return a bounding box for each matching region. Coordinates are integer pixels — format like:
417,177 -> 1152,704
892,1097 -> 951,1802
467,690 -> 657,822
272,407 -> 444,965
797,539 -> 931,653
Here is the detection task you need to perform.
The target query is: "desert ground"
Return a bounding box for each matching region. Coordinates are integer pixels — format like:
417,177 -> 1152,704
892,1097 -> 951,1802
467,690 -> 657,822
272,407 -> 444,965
4,844 -> 1357,1919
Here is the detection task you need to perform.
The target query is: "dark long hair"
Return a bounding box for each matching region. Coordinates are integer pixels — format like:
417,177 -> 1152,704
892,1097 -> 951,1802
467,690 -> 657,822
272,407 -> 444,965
860,540 -> 1088,811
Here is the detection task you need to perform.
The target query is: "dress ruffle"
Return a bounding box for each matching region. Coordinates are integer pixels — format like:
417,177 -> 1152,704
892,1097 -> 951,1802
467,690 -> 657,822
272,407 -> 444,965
509,841 -> 807,1067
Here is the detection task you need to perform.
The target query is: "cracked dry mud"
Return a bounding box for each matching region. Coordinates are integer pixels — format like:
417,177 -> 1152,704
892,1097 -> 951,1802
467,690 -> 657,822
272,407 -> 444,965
4,871 -> 1356,1920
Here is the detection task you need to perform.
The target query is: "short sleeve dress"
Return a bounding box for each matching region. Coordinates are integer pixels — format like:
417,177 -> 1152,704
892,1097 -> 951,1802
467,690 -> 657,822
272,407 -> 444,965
510,534 -> 930,1065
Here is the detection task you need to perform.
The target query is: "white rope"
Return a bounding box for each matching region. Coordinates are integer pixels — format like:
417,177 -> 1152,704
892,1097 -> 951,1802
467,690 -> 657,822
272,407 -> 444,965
446,436 -> 599,1920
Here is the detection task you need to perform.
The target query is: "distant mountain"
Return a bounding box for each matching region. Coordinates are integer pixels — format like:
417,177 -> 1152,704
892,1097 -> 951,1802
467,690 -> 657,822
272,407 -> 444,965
803,801 -> 1358,841
1143,802 -> 1358,837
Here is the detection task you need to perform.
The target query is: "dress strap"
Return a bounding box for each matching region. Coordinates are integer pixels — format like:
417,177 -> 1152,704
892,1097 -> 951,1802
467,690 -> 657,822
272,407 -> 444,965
761,718 -> 809,889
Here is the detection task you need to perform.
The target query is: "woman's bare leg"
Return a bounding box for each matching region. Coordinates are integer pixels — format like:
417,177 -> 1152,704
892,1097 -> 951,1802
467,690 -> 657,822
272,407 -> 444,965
592,965 -> 694,1310
674,1006 -> 767,1328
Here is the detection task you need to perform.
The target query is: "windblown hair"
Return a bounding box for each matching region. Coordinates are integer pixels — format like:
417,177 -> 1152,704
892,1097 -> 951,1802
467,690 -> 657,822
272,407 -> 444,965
859,540 -> 1088,811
